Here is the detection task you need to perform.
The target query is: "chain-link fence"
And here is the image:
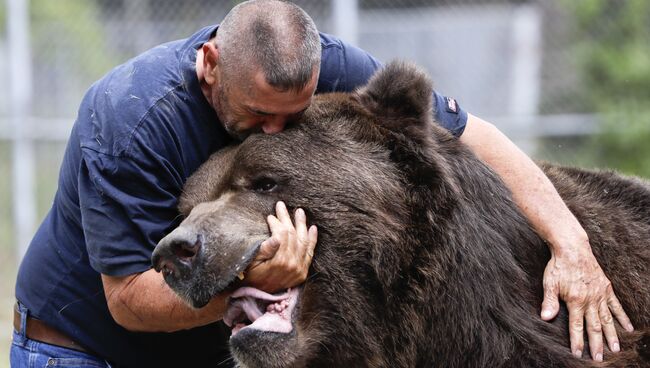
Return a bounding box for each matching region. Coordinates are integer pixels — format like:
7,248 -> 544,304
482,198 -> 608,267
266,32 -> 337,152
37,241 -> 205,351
1,1 -> 649,365
0,0 -> 624,120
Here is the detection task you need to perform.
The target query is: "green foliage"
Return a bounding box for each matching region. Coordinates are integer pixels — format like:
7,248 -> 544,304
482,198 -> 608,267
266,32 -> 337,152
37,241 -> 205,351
0,2 -> 5,34
2,1 -> 116,76
565,0 -> 650,177
30,0 -> 119,78
586,105 -> 650,176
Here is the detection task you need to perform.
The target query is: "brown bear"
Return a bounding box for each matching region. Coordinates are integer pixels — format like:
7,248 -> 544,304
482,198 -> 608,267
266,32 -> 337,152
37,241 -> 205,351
152,62 -> 650,368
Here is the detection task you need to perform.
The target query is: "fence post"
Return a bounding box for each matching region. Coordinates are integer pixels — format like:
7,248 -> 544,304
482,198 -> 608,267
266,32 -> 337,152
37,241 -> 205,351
8,0 -> 36,262
332,0 -> 359,46
509,4 -> 542,153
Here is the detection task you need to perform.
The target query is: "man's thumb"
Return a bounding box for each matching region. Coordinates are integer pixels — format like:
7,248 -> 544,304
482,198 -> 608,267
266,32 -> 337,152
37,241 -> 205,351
257,237 -> 281,260
541,285 -> 560,321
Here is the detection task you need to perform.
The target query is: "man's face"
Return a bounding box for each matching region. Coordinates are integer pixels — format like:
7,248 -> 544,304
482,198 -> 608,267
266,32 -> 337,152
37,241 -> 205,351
212,68 -> 318,140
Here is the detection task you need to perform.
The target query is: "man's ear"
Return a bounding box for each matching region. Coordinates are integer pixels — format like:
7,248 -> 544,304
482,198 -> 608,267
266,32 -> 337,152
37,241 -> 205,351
202,42 -> 220,86
355,61 -> 434,125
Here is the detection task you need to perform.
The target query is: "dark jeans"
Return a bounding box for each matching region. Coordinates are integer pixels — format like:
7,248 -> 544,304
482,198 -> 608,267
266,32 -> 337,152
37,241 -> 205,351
10,302 -> 111,368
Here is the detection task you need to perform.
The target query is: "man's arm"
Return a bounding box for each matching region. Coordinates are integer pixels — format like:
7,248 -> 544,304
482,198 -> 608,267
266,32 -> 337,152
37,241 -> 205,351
460,114 -> 634,361
320,37 -> 633,359
102,201 -> 317,333
102,269 -> 229,332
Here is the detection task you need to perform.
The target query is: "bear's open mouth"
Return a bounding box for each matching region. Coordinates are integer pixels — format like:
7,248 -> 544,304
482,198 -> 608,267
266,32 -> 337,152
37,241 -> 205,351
223,287 -> 301,337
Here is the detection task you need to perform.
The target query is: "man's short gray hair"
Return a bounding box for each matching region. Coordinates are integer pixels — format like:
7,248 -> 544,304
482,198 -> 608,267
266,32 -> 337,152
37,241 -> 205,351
216,0 -> 321,92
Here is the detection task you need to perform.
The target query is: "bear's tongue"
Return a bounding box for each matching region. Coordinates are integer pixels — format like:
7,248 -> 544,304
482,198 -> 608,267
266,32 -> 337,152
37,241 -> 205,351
223,287 -> 300,337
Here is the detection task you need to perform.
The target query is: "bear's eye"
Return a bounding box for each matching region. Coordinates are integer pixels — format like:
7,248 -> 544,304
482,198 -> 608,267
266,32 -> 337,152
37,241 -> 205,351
252,177 -> 278,193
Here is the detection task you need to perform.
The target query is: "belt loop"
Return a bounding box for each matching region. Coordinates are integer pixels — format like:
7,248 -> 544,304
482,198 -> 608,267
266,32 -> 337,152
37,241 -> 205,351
17,301 -> 28,338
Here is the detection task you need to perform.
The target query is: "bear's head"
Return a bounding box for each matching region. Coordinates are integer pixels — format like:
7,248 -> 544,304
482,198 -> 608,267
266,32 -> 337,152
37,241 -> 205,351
152,62 -> 478,367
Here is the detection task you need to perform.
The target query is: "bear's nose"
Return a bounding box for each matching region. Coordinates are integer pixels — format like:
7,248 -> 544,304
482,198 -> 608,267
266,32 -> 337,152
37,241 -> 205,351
152,228 -> 203,278
169,234 -> 202,262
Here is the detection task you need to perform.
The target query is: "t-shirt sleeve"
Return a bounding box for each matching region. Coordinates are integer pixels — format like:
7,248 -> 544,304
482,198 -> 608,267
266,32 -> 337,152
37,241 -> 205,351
330,37 -> 468,137
79,141 -> 183,277
432,93 -> 468,137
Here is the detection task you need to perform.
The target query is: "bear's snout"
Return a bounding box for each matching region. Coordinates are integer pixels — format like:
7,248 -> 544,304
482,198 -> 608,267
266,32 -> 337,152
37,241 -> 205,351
152,208 -> 270,308
153,227 -> 204,280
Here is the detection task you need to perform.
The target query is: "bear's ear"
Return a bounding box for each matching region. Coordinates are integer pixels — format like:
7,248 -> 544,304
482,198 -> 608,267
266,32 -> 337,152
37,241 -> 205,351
355,61 -> 433,126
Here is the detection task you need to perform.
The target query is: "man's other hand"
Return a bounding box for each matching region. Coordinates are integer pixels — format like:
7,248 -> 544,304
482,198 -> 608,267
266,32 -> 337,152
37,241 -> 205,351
244,201 -> 318,292
541,239 -> 634,361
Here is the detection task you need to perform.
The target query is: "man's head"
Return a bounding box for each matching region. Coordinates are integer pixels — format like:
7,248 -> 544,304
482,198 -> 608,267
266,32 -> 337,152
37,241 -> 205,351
199,0 -> 321,139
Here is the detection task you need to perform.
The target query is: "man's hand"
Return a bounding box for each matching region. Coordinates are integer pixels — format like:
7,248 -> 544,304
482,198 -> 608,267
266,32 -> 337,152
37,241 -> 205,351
541,241 -> 634,361
244,201 -> 318,292
460,115 -> 634,361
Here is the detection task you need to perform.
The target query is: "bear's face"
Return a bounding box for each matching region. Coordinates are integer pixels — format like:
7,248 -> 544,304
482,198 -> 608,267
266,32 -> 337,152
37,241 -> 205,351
152,62 -> 457,367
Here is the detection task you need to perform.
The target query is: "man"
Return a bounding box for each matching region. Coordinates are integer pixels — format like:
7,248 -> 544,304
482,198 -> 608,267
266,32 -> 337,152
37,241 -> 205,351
12,1 -> 632,367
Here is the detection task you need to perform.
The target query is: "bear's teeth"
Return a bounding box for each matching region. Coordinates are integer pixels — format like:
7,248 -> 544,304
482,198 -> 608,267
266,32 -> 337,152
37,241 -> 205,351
238,272 -> 245,280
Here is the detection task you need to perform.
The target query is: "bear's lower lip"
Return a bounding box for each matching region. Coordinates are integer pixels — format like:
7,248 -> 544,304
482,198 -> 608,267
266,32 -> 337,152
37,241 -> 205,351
223,286 -> 301,336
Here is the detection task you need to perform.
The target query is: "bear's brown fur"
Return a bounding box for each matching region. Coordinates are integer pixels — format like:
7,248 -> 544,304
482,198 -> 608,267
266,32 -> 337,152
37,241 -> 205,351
153,62 -> 650,367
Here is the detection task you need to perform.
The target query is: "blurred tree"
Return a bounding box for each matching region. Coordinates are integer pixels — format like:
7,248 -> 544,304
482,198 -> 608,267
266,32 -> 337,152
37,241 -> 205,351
29,0 -> 123,117
566,0 -> 650,177
0,3 -> 5,32
31,0 -> 117,78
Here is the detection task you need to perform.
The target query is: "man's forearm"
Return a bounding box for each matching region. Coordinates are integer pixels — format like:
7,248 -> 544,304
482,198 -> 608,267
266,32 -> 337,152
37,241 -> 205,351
459,114 -> 631,360
459,114 -> 589,254
102,269 -> 231,333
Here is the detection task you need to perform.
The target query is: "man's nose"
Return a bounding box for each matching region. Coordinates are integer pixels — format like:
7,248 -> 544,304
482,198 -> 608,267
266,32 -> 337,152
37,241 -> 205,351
261,115 -> 287,134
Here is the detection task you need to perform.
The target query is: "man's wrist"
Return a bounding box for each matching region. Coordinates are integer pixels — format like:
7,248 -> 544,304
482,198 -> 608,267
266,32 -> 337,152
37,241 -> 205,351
547,229 -> 591,258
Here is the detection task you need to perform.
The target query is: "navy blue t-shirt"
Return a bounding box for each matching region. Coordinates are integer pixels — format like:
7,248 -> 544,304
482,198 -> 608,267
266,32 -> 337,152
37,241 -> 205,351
16,25 -> 467,367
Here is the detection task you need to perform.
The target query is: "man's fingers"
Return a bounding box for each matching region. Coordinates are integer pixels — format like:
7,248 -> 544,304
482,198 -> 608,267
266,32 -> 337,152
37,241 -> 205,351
541,283 -> 560,321
257,237 -> 281,261
305,225 -> 318,262
599,300 -> 620,353
271,202 -> 296,255
585,306 -> 604,361
275,201 -> 292,226
308,225 -> 318,247
266,213 -> 288,245
248,202 -> 318,292
295,208 -> 316,263
294,208 -> 308,240
259,214 -> 287,263
266,213 -> 283,233
607,292 -> 634,332
568,304 -> 585,358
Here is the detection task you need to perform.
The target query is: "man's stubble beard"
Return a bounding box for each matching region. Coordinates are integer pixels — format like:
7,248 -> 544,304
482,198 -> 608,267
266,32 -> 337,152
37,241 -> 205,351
215,82 -> 261,141
215,87 -> 242,141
